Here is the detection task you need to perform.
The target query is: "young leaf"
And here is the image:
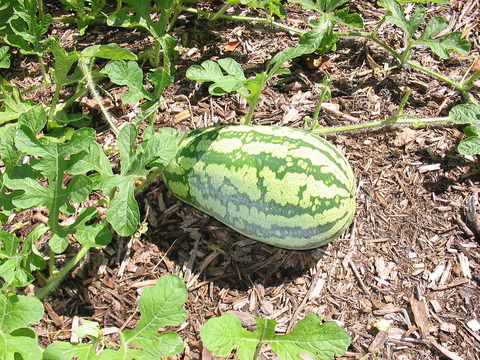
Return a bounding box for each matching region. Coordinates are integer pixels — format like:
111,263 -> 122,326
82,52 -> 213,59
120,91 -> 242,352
289,0 -> 363,29
135,69 -> 174,122
100,60 -> 153,103
416,17 -> 471,59
43,342 -> 100,360
0,225 -> 47,288
49,40 -> 79,88
159,33 -> 179,76
378,0 -> 425,39
4,0 -> 52,55
105,175 -> 140,236
201,313 -> 351,360
121,275 -> 188,352
106,0 -> 175,40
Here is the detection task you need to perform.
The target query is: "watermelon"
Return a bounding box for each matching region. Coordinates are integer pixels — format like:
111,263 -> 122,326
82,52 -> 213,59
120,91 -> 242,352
162,125 -> 356,250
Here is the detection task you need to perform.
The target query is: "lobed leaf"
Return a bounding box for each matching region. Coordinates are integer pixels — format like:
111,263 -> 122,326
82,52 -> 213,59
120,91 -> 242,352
0,87 -> 37,123
0,46 -> 10,68
0,294 -> 44,333
45,275 -> 188,360
187,58 -> 248,96
100,60 -> 153,103
201,313 -> 350,360
417,17 -> 471,59
449,104 -> 480,155
378,0 -> 425,39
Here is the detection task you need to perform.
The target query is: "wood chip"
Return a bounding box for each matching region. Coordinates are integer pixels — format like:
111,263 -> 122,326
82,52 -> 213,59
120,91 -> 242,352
410,297 -> 430,338
368,331 -> 388,353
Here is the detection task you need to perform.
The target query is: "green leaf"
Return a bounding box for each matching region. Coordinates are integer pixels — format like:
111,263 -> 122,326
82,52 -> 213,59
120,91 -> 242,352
106,0 -> 175,40
18,104 -> 47,134
122,275 -> 188,348
0,294 -> 44,333
100,60 -> 153,103
14,125 -> 95,180
0,87 -> 37,123
0,327 -> 43,360
43,342 -> 100,360
0,46 -> 10,68
457,136 -> 480,156
201,313 -> 351,360
0,230 -> 36,287
378,0 -> 425,39
159,34 -> 178,76
449,103 -> 480,125
69,142 -> 114,190
238,0 -> 286,18
49,40 -> 79,88
22,224 -> 48,273
331,7 -> 363,29
148,68 -> 174,98
80,44 -> 137,60
417,17 -> 471,59
186,58 -> 248,96
44,275 -> 187,360
449,104 -> 480,155
118,123 -> 138,174
4,0 -> 52,55
289,0 -> 362,29
105,175 -> 140,236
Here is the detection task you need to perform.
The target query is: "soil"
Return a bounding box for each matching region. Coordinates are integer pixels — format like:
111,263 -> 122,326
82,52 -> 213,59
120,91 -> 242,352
3,0 -> 480,359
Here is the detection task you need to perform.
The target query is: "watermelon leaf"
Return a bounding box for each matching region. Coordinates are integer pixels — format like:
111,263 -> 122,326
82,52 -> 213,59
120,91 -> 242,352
416,17 -> 471,59
0,293 -> 44,359
378,0 -> 425,39
100,60 -> 154,104
201,313 -> 351,360
449,104 -> 480,155
44,275 -> 188,360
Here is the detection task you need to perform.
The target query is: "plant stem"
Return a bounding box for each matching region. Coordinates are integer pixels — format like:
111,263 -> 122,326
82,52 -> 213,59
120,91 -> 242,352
311,115 -> 452,134
336,31 -> 402,59
134,167 -> 163,195
178,6 -> 304,34
464,69 -> 480,91
312,78 -> 331,124
406,60 -> 478,105
79,60 -> 120,135
37,245 -> 91,300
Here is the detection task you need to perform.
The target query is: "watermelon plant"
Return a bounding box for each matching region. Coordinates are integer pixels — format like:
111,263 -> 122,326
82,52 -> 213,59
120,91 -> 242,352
201,312 -> 351,360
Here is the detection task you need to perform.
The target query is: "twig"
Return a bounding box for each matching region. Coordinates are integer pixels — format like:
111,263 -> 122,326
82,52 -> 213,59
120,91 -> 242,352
286,260 -> 323,332
430,340 -> 465,360
349,260 -> 371,296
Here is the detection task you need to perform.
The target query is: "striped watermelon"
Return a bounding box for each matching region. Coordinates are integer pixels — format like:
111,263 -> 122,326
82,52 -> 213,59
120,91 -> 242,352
162,125 -> 356,250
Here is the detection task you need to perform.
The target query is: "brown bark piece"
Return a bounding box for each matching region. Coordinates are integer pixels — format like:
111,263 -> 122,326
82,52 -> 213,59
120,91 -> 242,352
410,297 -> 430,339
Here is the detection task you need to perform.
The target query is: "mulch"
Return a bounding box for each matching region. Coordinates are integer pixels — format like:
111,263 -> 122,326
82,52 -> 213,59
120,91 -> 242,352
5,0 -> 480,359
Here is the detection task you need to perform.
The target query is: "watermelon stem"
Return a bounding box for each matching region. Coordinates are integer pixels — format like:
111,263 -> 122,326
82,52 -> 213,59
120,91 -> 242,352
312,90 -> 453,135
